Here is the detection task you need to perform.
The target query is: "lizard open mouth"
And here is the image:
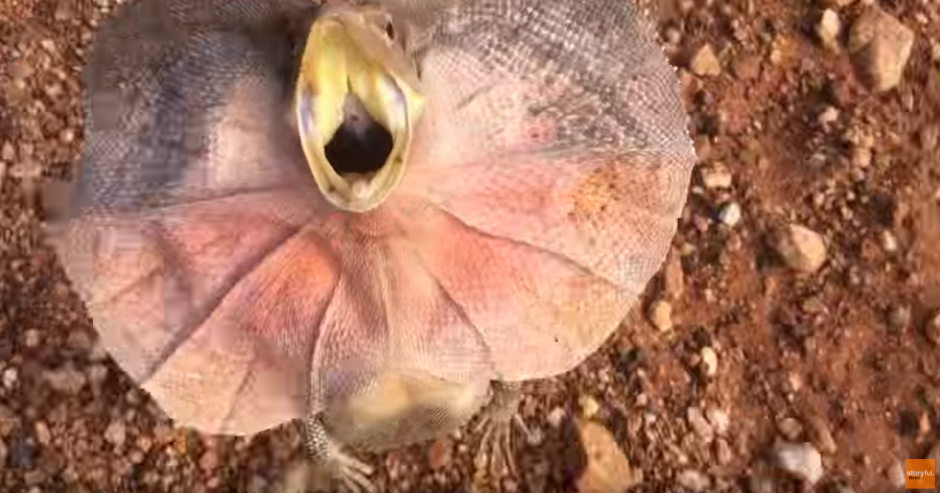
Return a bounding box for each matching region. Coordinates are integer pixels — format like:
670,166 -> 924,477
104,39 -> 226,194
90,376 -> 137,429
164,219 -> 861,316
324,95 -> 394,180
295,75 -> 410,211
294,4 -> 424,213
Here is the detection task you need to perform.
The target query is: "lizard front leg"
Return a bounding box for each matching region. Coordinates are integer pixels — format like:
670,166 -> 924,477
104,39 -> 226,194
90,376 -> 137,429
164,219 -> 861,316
282,413 -> 377,493
472,380 -> 534,478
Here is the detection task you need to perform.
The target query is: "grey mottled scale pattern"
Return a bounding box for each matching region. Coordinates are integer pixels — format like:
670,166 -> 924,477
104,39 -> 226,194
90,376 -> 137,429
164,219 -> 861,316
78,0 -> 317,215
398,0 -> 691,157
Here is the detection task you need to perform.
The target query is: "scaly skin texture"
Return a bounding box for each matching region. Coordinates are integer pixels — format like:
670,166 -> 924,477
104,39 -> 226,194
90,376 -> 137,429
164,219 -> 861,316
49,0 -> 695,491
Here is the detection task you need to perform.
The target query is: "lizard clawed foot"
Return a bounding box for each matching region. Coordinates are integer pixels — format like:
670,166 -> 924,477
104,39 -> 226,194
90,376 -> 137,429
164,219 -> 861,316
281,452 -> 376,493
472,381 -> 533,478
297,414 -> 378,493
474,409 -> 532,476
319,444 -> 376,493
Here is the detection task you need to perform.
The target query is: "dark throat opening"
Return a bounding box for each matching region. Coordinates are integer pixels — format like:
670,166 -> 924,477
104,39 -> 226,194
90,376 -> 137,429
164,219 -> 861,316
324,95 -> 393,176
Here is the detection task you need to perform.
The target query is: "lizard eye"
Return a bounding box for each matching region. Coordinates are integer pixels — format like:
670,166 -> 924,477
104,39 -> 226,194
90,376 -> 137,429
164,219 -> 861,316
384,20 -> 395,40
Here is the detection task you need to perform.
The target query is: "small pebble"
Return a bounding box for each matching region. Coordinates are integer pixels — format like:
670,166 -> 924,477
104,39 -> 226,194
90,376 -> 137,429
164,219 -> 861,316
778,417 -> 803,441
706,408 -> 730,436
23,329 -> 41,348
848,6 -> 916,92
887,305 -> 912,332
0,142 -> 13,162
575,420 -> 641,493
59,128 -> 75,144
8,60 -> 34,80
880,230 -> 898,253
700,164 -> 733,189
687,407 -> 714,443
136,436 -> 153,454
920,124 -> 939,151
1,367 -> 18,389
104,420 -> 127,447
690,44 -> 722,77
818,105 -> 840,126
700,347 -> 718,377
66,330 -> 93,351
918,411 -> 932,438
676,469 -> 711,491
648,300 -> 673,332
715,438 -> 733,464
803,414 -> 838,454
40,39 -> 57,53
771,440 -> 824,484
664,27 -> 682,45
44,83 -> 63,99
772,224 -> 828,274
43,366 -> 87,395
427,438 -> 452,471
817,9 -> 841,50
788,372 -> 804,392
87,364 -> 109,386
808,152 -> 828,170
731,54 -> 761,80
663,249 -> 685,300
851,146 -> 872,168
719,202 -> 742,227
547,407 -> 567,429
34,422 -> 52,446
579,395 -> 601,419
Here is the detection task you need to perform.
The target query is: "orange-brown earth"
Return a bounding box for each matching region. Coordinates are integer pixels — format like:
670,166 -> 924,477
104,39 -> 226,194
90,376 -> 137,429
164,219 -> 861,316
1,0 -> 939,492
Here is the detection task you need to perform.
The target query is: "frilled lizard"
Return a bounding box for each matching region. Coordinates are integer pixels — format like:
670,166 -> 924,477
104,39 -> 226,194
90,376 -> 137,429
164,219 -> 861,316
46,0 -> 695,491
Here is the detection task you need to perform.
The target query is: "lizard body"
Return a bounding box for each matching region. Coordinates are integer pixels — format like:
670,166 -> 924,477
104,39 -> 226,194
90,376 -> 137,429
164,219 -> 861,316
49,0 -> 695,491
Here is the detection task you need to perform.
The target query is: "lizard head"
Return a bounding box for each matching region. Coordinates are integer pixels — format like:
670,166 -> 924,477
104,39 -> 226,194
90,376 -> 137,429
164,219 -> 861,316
294,2 -> 425,212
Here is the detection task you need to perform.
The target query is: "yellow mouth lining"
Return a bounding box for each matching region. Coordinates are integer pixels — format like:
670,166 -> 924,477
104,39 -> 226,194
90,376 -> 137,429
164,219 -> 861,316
294,8 -> 424,212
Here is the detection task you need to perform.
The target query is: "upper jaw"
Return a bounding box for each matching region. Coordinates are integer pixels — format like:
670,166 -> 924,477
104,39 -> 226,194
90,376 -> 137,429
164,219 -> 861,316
294,4 -> 424,213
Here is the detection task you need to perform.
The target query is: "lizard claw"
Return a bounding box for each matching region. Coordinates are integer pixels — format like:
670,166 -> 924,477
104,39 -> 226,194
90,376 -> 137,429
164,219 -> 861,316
281,447 -> 377,493
297,414 -> 378,493
472,381 -> 531,478
474,410 -> 532,477
326,447 -> 377,493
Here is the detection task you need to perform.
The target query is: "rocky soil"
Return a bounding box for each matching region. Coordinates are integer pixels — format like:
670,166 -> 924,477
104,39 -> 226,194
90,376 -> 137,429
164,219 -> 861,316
2,0 -> 940,492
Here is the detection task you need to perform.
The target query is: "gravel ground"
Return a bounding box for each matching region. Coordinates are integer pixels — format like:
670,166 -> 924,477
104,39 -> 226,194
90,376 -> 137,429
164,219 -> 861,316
2,0 -> 940,492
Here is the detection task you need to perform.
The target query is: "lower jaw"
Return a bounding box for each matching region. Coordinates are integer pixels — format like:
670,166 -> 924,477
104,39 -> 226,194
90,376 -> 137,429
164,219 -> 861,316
318,163 -> 401,213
